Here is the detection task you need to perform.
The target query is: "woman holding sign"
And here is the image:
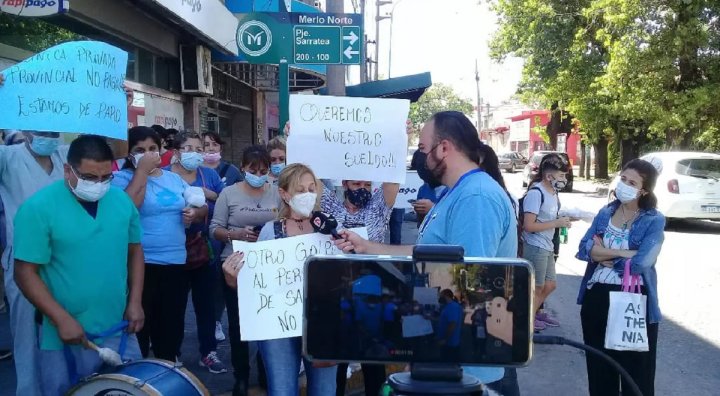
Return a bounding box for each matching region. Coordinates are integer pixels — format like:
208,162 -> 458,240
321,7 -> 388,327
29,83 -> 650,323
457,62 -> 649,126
222,163 -> 337,396
576,159 -> 664,396
210,145 -> 280,396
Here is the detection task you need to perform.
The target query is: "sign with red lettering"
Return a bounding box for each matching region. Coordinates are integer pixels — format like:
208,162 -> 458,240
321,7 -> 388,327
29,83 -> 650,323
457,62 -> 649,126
0,0 -> 69,17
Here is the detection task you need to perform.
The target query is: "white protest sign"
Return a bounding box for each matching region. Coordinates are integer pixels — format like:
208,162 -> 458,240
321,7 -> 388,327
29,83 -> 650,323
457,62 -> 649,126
233,228 -> 368,341
402,314 -> 434,338
413,287 -> 439,306
287,95 -> 410,184
394,171 -> 423,209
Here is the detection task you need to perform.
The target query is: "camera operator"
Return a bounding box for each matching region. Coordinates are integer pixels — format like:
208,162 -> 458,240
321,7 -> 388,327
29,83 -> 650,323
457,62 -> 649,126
335,111 -> 519,394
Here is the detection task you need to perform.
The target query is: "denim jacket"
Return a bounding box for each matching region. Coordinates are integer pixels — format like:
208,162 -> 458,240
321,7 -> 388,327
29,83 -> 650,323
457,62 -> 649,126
575,200 -> 666,323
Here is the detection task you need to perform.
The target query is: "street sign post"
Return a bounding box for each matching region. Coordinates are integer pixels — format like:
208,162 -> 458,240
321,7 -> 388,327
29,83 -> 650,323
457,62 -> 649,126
234,12 -> 363,65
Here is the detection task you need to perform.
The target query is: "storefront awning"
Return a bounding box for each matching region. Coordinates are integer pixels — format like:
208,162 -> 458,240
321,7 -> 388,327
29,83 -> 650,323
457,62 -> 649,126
332,72 -> 432,103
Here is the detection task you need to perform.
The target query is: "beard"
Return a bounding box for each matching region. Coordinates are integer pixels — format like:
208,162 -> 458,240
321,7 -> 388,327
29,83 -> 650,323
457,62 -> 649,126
427,149 -> 447,182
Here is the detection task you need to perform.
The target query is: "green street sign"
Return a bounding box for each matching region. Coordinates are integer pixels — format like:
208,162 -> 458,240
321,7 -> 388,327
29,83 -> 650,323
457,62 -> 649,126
233,12 -> 363,65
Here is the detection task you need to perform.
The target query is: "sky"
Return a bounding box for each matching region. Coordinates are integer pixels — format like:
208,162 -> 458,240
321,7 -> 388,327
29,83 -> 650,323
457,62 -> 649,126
346,0 -> 524,107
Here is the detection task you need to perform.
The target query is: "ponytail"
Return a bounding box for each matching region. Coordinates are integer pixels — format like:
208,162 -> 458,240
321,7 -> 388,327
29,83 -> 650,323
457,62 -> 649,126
478,143 -> 516,212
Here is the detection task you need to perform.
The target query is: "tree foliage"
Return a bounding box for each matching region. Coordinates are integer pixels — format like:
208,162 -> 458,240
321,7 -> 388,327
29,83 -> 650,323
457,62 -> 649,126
0,14 -> 79,53
490,0 -> 720,176
409,83 -> 474,133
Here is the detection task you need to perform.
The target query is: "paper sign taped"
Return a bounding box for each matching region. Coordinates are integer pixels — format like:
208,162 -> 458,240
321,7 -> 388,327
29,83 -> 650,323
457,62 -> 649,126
0,41 -> 128,139
233,227 -> 368,341
287,95 -> 410,184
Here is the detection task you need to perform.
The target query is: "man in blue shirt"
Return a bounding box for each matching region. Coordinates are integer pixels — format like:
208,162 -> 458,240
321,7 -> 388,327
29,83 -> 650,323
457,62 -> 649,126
437,289 -> 463,360
336,111 -> 518,391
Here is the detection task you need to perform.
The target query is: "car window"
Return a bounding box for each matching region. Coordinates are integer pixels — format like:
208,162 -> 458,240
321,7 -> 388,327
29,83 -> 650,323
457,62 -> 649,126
675,158 -> 720,179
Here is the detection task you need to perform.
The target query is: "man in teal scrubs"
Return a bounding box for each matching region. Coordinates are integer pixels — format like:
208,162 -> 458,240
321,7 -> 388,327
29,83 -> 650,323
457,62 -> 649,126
334,111 -> 519,394
13,135 -> 145,395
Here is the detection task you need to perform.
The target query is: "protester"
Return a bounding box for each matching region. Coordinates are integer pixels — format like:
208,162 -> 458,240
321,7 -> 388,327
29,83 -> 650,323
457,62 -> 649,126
222,163 -> 337,395
0,127 -> 67,395
202,131 -> 242,343
112,126 -> 207,363
2,130 -> 25,146
149,125 -> 175,167
576,159 -> 664,396
203,131 -> 243,188
13,135 -> 144,395
210,145 -> 280,396
333,111 -> 519,394
521,153 -> 572,331
167,132 -> 227,373
410,146 -> 446,227
437,289 -> 463,360
267,136 -> 287,185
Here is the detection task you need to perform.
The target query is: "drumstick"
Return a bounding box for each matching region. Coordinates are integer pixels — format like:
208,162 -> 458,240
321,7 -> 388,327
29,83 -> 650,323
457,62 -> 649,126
85,340 -> 124,367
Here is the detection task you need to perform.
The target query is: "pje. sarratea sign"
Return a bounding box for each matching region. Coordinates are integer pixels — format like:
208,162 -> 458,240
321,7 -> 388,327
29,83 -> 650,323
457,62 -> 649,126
233,228 -> 367,341
287,95 -> 410,184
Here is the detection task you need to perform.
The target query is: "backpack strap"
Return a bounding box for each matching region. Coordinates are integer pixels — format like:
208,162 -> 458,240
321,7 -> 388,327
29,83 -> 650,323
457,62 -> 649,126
219,162 -> 231,180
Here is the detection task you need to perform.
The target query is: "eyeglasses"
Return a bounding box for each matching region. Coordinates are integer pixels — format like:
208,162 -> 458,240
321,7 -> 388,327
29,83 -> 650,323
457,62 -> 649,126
72,167 -> 113,183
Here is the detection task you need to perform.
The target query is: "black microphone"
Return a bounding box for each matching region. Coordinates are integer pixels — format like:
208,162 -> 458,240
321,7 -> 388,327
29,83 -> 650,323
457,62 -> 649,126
311,211 -> 355,254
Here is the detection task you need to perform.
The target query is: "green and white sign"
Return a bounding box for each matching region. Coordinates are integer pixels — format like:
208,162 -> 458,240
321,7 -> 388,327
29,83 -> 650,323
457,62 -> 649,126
234,12 -> 363,65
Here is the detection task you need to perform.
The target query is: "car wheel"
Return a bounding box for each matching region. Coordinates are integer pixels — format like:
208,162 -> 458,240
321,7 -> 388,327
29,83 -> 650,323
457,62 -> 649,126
510,164 -> 516,173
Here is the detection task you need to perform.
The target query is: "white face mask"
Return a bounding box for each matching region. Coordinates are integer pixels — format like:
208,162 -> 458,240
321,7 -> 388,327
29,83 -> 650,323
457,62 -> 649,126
70,168 -> 111,202
132,153 -> 145,167
288,192 -> 317,218
615,181 -> 640,203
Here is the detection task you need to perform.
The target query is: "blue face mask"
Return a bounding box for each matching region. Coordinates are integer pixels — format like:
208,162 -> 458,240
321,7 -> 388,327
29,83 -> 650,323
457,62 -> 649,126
180,152 -> 204,171
30,135 -> 60,156
270,163 -> 286,176
245,172 -> 268,188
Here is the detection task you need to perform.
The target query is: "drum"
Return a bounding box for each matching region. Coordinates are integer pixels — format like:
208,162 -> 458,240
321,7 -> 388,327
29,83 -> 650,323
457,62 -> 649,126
68,359 -> 210,396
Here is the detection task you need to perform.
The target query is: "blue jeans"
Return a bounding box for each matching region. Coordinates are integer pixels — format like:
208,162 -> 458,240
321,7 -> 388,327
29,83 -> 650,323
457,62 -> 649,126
39,332 -> 142,396
258,337 -> 337,396
389,208 -> 405,245
3,252 -> 41,396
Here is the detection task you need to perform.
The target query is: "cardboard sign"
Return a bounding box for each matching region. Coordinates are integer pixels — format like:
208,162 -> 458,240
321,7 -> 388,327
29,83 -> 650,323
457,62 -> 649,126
0,41 -> 128,139
287,95 -> 410,184
233,227 -> 368,341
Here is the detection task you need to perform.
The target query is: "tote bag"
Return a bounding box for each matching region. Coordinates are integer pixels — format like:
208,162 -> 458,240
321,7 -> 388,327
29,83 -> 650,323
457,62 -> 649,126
604,260 -> 649,352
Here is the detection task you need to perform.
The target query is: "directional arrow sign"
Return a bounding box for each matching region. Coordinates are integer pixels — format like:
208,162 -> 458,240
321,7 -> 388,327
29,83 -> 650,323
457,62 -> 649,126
344,46 -> 359,60
343,31 -> 359,46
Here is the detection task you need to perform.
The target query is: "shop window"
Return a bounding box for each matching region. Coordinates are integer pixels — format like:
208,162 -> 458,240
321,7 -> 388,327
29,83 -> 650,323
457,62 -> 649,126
138,48 -> 154,86
126,49 -> 137,81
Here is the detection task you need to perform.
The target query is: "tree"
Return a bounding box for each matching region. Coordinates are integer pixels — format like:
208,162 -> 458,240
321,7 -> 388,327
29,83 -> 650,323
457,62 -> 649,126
409,83 -> 474,133
0,14 -> 80,53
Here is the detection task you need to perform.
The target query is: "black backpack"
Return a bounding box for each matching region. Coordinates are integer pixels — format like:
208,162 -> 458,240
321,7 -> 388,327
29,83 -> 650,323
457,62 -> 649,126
517,186 -> 561,258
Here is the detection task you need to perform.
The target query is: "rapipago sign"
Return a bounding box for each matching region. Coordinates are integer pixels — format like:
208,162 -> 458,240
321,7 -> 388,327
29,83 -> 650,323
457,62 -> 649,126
0,0 -> 69,16
234,12 -> 363,65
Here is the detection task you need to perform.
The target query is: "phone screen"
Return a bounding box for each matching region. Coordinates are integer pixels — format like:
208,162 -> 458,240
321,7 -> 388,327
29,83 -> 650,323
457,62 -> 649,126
304,256 -> 533,366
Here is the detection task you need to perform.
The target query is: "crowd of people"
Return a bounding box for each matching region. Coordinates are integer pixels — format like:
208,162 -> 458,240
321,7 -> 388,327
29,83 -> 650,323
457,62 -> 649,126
0,66 -> 666,396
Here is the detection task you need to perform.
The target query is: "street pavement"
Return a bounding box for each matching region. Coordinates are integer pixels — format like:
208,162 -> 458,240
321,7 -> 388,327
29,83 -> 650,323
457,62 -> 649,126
1,172 -> 719,395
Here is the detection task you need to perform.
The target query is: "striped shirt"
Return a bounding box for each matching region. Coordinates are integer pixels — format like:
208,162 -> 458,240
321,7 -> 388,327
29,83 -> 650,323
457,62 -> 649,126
587,223 -> 643,287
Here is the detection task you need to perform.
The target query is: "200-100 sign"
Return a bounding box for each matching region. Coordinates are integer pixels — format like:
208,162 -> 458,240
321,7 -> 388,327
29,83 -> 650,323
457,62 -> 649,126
295,53 -> 331,62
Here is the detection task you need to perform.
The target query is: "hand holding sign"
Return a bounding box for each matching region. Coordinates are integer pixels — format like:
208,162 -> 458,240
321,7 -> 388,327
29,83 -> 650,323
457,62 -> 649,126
0,41 -> 128,139
287,95 -> 410,183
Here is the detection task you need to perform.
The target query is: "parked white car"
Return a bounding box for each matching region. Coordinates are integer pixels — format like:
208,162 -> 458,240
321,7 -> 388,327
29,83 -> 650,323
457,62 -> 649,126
609,152 -> 720,220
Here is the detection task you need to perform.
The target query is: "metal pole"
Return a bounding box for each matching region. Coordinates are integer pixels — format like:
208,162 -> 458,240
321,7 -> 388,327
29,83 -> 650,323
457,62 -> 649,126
475,59 -> 482,131
327,0 -> 346,95
279,59 -> 290,135
388,0 -> 404,79
374,0 -> 381,81
360,0 -> 367,83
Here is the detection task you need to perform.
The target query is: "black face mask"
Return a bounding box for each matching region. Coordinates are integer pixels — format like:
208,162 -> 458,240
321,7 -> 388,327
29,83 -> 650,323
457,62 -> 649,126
345,187 -> 372,208
415,152 -> 442,188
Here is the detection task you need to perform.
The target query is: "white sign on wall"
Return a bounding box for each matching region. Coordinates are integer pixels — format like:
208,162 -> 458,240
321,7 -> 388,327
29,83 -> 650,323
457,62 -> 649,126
1,0 -> 69,17
144,96 -> 185,130
233,227 -> 368,341
509,119 -> 531,142
287,95 -> 410,184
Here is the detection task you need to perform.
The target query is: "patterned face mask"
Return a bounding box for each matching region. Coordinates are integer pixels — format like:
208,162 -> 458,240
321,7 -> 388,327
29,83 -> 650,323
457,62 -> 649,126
345,187 -> 371,209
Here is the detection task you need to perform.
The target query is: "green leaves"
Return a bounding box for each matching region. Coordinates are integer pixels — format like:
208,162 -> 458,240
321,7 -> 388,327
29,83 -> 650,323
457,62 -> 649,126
408,83 -> 475,133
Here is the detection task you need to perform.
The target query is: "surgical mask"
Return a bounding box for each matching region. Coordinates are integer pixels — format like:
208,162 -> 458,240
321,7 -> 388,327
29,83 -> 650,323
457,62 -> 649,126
70,168 -> 111,202
132,153 -> 145,167
289,192 -> 317,218
615,181 -> 640,203
245,172 -> 268,188
204,152 -> 222,164
271,163 -> 286,176
180,152 -> 204,171
30,135 -> 60,156
345,187 -> 372,208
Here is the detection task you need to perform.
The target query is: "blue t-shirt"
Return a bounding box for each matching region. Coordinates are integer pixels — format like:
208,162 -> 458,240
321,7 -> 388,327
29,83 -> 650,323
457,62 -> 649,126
354,299 -> 382,337
214,160 -> 243,189
417,169 -> 517,384
437,301 -> 463,347
112,169 -> 188,265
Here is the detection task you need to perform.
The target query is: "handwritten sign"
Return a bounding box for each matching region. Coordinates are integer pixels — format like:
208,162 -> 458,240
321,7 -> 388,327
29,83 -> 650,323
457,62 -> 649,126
0,41 -> 128,139
233,227 -> 368,341
394,171 -> 424,209
287,95 -> 410,184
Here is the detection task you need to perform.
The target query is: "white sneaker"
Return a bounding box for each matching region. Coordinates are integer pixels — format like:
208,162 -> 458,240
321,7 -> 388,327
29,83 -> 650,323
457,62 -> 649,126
215,321 -> 226,342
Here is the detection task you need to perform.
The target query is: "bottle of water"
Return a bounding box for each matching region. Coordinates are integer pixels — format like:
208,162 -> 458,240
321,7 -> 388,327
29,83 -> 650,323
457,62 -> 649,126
560,227 -> 568,244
